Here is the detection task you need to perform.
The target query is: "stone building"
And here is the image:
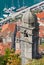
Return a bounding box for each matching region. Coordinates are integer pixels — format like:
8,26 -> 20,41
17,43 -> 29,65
1,23 -> 17,49
19,10 -> 39,65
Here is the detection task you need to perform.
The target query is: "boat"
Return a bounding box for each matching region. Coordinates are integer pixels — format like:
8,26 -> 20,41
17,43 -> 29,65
3,8 -> 8,12
3,1 -> 13,13
3,2 -> 8,12
3,7 -> 10,13
0,18 -> 3,21
8,8 -> 12,11
4,9 -> 10,13
11,0 -> 16,10
3,14 -> 8,18
11,6 -> 16,10
4,7 -> 14,14
0,1 -> 44,26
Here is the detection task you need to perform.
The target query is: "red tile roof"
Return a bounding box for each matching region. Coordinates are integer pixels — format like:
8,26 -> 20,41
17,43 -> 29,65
0,42 -> 21,55
1,23 -> 16,37
0,42 -> 11,55
39,26 -> 44,29
36,12 -> 44,19
36,12 -> 44,24
1,23 -> 9,32
39,26 -> 44,37
1,23 -> 16,33
37,12 -> 44,37
8,23 -> 16,32
38,19 -> 44,24
40,20 -> 44,23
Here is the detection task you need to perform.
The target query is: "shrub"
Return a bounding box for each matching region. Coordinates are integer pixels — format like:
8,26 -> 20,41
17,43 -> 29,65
0,48 -> 21,65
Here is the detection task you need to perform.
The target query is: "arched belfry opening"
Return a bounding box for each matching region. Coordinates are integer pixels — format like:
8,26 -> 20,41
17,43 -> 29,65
24,30 -> 28,37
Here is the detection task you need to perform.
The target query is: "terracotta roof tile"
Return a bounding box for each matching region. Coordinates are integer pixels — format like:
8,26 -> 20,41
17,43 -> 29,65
36,12 -> 44,19
39,26 -> 44,37
1,23 -> 17,37
38,20 -> 44,23
1,23 -> 16,33
0,43 -> 5,55
39,26 -> 44,29
39,29 -> 44,37
8,23 -> 16,32
0,42 -> 11,55
1,23 -> 9,32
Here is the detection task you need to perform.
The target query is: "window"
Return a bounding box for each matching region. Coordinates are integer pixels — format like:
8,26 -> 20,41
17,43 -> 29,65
24,30 -> 28,37
16,38 -> 19,43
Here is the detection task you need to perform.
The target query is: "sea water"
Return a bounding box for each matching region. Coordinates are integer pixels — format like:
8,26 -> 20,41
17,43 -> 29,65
0,0 -> 44,17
